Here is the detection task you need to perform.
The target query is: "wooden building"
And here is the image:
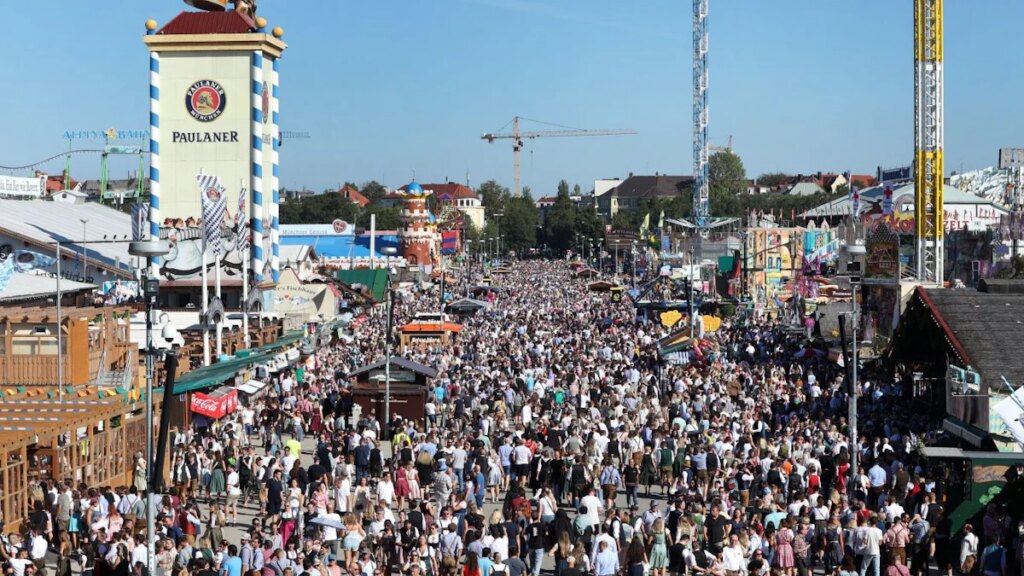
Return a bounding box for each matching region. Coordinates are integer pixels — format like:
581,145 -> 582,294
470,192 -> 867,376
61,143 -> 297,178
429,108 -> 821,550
0,395 -> 153,532
0,306 -> 134,386
398,321 -> 463,353
346,358 -> 438,429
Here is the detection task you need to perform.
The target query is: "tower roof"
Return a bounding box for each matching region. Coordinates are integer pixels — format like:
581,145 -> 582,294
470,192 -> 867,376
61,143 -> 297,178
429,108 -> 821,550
405,181 -> 424,195
157,10 -> 257,35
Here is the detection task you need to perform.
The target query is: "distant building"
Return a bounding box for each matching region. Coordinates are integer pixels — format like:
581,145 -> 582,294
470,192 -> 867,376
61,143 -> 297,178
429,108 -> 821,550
431,183 -> 485,230
52,188 -> 89,205
849,174 -> 878,189
786,181 -> 826,196
593,178 -> 623,218
598,174 -> 693,219
746,180 -> 772,195
282,188 -> 316,202
535,196 -> 558,223
80,177 -> 149,202
377,193 -> 405,208
397,182 -> 485,230
339,184 -> 370,207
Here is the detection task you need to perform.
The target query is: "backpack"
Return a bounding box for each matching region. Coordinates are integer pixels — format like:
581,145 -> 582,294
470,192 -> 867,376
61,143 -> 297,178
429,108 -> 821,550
706,451 -> 719,470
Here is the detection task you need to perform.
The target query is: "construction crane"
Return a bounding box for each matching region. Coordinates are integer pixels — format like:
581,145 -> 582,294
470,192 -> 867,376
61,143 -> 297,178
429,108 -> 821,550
915,0 -> 944,283
481,116 -> 636,197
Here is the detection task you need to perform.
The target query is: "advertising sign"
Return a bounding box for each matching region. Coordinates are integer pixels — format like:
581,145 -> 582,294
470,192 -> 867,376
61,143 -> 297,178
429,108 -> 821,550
279,223 -> 355,236
0,175 -> 45,199
877,165 -> 913,183
190,388 -> 238,419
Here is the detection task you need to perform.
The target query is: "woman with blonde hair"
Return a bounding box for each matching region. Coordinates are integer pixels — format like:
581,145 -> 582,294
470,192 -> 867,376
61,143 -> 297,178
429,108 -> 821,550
342,512 -> 365,565
648,517 -> 671,576
547,531 -> 573,576
206,501 -> 226,546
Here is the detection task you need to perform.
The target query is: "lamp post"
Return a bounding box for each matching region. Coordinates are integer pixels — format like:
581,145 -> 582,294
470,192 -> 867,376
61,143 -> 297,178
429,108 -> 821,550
846,241 -> 866,497
380,246 -> 398,441
631,240 -> 638,288
493,212 -> 504,260
128,238 -> 170,574
80,219 -> 89,281
689,247 -> 696,342
464,240 -> 473,297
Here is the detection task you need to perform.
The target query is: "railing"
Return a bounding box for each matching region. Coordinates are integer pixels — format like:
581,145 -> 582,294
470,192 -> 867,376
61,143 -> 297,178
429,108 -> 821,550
0,355 -> 70,385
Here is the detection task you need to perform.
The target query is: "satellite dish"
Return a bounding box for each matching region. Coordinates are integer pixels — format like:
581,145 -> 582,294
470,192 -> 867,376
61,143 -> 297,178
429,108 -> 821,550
184,0 -> 228,11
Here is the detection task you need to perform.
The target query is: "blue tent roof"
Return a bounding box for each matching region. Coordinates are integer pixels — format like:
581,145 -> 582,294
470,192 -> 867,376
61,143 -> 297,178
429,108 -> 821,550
406,181 -> 423,195
281,234 -> 400,260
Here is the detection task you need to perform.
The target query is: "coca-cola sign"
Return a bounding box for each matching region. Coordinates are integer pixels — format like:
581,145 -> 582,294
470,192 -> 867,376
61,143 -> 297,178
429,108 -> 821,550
191,388 -> 238,419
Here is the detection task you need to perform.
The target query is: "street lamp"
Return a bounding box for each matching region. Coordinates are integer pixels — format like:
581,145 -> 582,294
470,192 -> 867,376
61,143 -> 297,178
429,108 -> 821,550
380,246 -> 398,440
688,247 -> 696,342
127,238 -> 170,574
80,219 -> 89,282
464,240 -> 473,297
845,240 -> 866,497
631,240 -> 638,288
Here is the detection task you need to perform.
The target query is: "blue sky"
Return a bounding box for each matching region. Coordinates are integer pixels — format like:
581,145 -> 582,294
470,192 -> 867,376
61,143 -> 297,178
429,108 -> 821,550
3,1 -> 1024,196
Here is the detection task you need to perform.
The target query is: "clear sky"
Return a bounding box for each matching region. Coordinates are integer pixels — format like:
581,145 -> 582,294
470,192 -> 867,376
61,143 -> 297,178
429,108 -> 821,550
3,1 -> 1024,196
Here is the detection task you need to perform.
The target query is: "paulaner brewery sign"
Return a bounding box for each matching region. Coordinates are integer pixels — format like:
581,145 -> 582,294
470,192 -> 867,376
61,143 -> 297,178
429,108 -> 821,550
185,80 -> 226,122
172,131 -> 240,143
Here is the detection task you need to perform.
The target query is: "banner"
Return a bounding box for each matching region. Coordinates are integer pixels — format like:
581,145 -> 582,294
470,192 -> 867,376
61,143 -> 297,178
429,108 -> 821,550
992,384 -> 1024,447
197,173 -> 227,255
190,388 -> 238,419
441,231 -> 459,255
0,175 -> 45,199
234,187 -> 249,252
881,184 -> 894,216
131,203 -> 149,242
0,250 -> 59,292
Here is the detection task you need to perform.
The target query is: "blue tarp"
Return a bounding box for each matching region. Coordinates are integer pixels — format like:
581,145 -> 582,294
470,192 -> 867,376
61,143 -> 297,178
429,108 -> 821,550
280,234 -> 400,260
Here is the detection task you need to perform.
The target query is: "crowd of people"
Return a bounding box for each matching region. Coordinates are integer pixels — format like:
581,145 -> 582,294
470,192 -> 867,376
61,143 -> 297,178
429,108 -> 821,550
9,259 -> 1019,576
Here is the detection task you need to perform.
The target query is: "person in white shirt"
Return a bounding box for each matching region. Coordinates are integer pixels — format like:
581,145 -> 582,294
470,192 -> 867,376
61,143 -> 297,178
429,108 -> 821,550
7,551 -> 33,576
131,534 -> 148,567
722,534 -> 746,575
334,474 -> 351,513
319,501 -> 343,554
859,517 -> 883,576
29,531 -> 47,563
960,523 -> 979,573
579,489 -> 604,527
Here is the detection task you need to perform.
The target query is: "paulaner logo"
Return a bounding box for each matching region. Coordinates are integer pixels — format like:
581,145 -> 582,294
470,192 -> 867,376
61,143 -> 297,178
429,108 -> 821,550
186,80 -> 227,122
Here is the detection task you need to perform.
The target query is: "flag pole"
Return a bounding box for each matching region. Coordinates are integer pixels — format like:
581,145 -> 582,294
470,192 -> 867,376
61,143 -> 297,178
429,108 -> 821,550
241,180 -> 250,349
215,240 -> 223,358
200,169 -> 211,367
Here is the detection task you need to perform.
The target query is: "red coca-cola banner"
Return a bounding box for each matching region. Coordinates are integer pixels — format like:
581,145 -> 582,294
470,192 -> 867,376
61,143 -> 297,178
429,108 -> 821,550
191,388 -> 238,419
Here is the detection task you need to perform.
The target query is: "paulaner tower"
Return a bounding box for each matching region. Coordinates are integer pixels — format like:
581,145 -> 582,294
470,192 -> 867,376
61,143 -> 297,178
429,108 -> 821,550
143,0 -> 286,283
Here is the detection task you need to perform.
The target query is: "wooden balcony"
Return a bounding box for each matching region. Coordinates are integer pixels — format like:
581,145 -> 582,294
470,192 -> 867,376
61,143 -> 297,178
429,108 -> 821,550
0,355 -> 70,386
0,305 -> 133,386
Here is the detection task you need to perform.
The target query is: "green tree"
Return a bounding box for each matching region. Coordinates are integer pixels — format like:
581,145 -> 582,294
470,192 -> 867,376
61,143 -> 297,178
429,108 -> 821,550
611,210 -> 638,231
360,181 -> 387,204
543,180 -> 576,252
478,180 -> 510,208
500,196 -> 539,253
709,151 -> 747,217
279,191 -> 358,224
366,206 -> 401,230
755,172 -> 790,187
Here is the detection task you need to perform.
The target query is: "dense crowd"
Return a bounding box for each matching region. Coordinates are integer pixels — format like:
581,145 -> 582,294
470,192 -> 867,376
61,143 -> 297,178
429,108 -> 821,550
9,259 -> 1017,576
